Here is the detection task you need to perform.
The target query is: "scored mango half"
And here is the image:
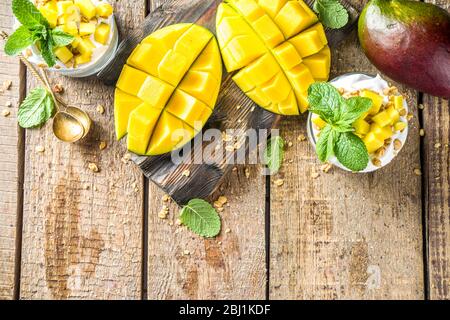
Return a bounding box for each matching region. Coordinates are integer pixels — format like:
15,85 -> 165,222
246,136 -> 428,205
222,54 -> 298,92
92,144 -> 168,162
114,24 -> 222,156
216,0 -> 331,115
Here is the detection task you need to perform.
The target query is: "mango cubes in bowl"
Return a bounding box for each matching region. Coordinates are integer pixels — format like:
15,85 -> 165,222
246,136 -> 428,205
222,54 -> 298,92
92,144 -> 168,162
35,0 -> 114,67
216,0 -> 331,115
114,24 -> 222,156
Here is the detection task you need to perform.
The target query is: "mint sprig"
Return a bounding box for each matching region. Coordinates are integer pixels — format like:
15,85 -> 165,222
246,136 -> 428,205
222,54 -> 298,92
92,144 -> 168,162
179,199 -> 221,238
5,0 -> 74,67
264,136 -> 285,174
308,82 -> 372,172
313,0 -> 349,29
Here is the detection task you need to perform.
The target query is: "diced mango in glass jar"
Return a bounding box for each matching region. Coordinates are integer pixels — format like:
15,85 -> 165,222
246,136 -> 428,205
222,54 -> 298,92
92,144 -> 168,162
312,116 -> 327,130
363,132 -> 385,154
96,3 -> 114,18
54,46 -> 73,63
394,95 -> 404,110
394,121 -> 407,132
75,53 -> 91,65
79,22 -> 96,36
94,23 -> 111,45
353,118 -> 370,135
360,89 -> 383,115
370,123 -> 393,140
74,0 -> 97,20
372,109 -> 392,127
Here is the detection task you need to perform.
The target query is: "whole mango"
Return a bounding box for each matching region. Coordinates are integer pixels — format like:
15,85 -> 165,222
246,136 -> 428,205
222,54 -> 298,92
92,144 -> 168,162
358,0 -> 450,98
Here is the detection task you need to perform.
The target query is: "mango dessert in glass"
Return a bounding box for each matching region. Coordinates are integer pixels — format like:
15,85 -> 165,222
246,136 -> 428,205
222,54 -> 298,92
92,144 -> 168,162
23,0 -> 118,77
307,73 -> 410,172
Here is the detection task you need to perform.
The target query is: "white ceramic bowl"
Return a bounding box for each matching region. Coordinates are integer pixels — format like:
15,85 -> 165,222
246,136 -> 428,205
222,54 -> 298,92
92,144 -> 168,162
307,73 -> 409,173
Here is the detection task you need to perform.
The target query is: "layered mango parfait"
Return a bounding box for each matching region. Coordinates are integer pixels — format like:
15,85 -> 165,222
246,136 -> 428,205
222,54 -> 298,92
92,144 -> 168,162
216,0 -> 331,115
26,0 -> 117,76
114,24 -> 222,156
309,74 -> 409,172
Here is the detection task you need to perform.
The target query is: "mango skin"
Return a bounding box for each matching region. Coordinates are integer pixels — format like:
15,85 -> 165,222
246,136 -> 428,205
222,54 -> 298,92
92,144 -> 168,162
358,0 -> 450,98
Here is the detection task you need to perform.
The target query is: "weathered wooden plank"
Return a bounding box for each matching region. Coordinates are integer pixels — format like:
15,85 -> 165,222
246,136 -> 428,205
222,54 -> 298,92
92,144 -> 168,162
423,0 -> 449,300
19,1 -> 147,299
270,0 -> 424,299
146,0 -> 266,300
0,0 -> 24,300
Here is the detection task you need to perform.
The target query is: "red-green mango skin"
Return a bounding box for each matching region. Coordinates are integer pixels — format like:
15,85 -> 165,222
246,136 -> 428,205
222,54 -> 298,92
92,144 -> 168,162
359,0 -> 450,98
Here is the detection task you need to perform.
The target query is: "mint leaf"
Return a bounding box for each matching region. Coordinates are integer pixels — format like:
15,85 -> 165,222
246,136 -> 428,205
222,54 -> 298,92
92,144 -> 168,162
334,132 -> 369,172
18,87 -> 55,128
40,38 -> 56,67
308,82 -> 344,123
316,125 -> 338,162
51,29 -> 74,47
264,136 -> 285,174
313,0 -> 349,29
180,199 -> 221,238
12,0 -> 49,28
4,26 -> 33,56
337,96 -> 373,125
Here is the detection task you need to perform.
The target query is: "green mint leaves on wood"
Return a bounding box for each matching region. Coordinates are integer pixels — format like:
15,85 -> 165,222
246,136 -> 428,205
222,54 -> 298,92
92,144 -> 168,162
308,82 -> 372,172
264,136 -> 285,174
313,0 -> 349,29
179,199 -> 221,238
5,0 -> 74,67
18,87 -> 55,128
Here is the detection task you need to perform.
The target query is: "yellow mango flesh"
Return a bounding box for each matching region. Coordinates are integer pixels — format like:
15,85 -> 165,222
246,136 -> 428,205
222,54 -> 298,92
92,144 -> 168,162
360,89 -> 384,115
115,24 -> 222,155
363,132 -> 385,154
54,46 -> 73,63
216,0 -> 330,115
94,23 -> 111,45
74,0 -> 96,20
96,3 -> 114,18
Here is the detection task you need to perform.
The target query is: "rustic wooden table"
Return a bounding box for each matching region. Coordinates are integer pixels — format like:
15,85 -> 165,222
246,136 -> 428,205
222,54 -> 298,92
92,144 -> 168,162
0,0 -> 449,300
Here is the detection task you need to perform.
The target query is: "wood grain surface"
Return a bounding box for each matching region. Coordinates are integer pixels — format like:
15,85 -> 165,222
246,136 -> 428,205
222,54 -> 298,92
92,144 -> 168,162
423,0 -> 449,300
18,1 -> 147,299
269,0 -> 424,299
145,0 -> 266,300
0,0 -> 24,300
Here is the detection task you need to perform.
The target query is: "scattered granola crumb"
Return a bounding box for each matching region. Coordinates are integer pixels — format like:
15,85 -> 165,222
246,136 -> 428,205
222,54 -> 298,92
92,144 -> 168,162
297,134 -> 306,142
217,207 -> 224,212
162,194 -> 170,202
288,141 -> 293,147
121,153 -> 131,163
393,139 -> 402,151
158,209 -> 168,219
183,250 -> 190,255
274,179 -> 284,186
311,170 -> 319,179
244,167 -> 250,178
232,166 -> 238,172
225,228 -> 231,234
250,106 -> 255,112
376,147 -> 386,158
414,168 -> 422,176
182,169 -> 190,177
399,109 -> 407,117
236,105 -> 241,110
53,84 -> 64,94
35,145 -> 45,153
5,101 -> 12,108
25,49 -> 32,57
218,196 -> 227,205
225,145 -> 235,152
3,80 -> 12,91
419,129 -> 425,136
418,104 -> 424,110
2,109 -> 10,117
320,163 -> 332,173
83,184 -> 90,190
217,241 -> 222,245
337,87 -> 345,95
99,141 -> 107,150
372,158 -> 382,167
96,104 -> 105,114
434,143 -> 442,149
406,113 -> 413,121
88,162 -> 99,172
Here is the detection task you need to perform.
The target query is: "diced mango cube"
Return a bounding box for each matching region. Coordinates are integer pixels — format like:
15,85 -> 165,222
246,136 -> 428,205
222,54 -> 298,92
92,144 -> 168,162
277,91 -> 299,115
251,14 -> 284,48
233,0 -> 265,22
258,0 -> 287,18
372,110 -> 391,127
394,121 -> 407,132
76,38 -> 94,56
137,75 -> 174,108
165,90 -> 212,129
178,71 -> 219,108
386,106 -> 400,124
288,63 -> 315,95
94,23 -> 111,45
127,103 -> 162,155
39,5 -> 58,28
60,22 -> 78,36
54,46 -> 73,63
273,42 -> 302,71
74,54 -> 91,65
223,34 -> 266,71
57,1 -> 73,17
59,4 -> 81,24
363,132 -> 385,154
79,22 -> 96,36
243,54 -> 280,87
274,0 -> 318,38
302,46 -> 331,81
74,0 -> 97,20
96,3 -> 114,18
370,123 -> 393,140
261,73 -> 291,103
313,116 -> 327,130
289,23 -> 327,58
116,65 -> 149,96
394,95 -> 404,110
114,89 -> 142,140
360,89 -> 384,115
71,36 -> 82,49
353,118 -> 370,135
157,50 -> 190,86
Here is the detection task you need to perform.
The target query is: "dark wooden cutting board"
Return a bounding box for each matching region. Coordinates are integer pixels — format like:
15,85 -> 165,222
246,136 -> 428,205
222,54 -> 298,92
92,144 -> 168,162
98,0 -> 359,205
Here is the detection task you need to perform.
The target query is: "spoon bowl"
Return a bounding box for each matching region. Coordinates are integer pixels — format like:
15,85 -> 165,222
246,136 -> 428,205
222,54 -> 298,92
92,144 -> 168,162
52,111 -> 85,143
65,106 -> 92,138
